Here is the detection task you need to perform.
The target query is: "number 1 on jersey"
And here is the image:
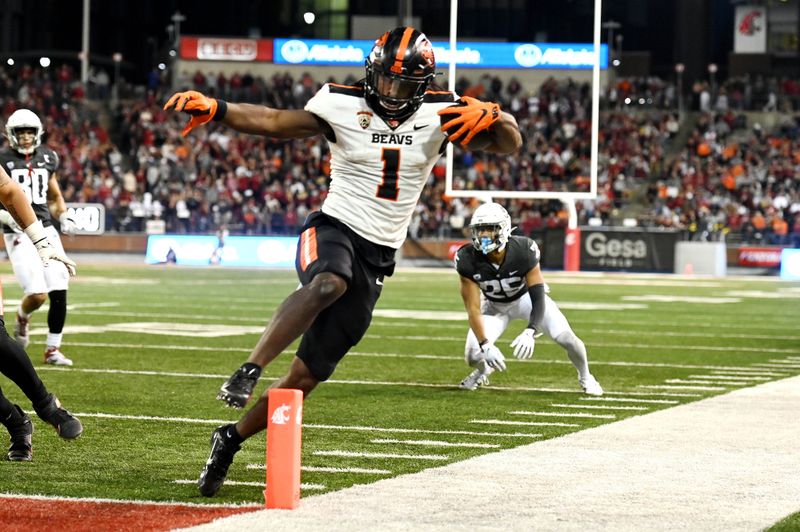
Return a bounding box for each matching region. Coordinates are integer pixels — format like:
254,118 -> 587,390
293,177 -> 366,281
376,148 -> 400,201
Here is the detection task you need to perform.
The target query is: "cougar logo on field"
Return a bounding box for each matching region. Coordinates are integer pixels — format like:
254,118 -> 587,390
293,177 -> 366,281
271,404 -> 292,425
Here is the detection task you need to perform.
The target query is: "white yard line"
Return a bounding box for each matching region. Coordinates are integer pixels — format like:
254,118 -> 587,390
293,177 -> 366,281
179,375 -> 800,532
470,419 -> 580,428
638,384 -> 728,391
667,379 -> 748,386
580,397 -> 678,404
507,410 -> 615,419
688,374 -> 770,381
172,480 -> 325,490
246,464 -> 392,475
52,412 -> 541,439
550,403 -> 649,411
313,450 -> 448,461
370,439 -> 500,449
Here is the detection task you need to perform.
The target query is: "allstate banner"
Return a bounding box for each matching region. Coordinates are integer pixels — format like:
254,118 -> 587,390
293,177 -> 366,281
146,235 -> 297,268
274,38 -> 607,69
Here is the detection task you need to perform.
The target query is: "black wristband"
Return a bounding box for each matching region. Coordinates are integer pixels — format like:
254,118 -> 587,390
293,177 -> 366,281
213,99 -> 228,121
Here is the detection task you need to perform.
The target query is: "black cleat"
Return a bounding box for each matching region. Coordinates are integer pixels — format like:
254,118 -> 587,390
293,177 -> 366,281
198,425 -> 241,497
7,405 -> 33,461
33,394 -> 83,439
217,365 -> 260,409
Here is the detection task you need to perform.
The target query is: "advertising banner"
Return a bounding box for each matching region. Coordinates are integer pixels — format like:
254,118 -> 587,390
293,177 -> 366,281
180,37 -> 274,62
734,6 -> 767,53
780,249 -> 800,280
145,235 -> 296,267
65,203 -> 105,235
579,228 -> 681,272
737,247 -> 782,268
274,38 -> 607,69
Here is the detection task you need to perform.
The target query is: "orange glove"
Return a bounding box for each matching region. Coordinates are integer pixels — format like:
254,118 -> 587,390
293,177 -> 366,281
163,90 -> 219,136
438,96 -> 501,146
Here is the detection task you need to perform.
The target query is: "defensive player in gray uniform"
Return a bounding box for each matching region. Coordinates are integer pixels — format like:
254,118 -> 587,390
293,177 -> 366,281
455,202 -> 603,395
165,26 -> 522,496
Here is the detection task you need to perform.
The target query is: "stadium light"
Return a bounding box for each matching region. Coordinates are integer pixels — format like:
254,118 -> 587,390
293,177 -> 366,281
158,63 -> 166,70
303,12 -> 316,24
6,58 -> 13,66
39,57 -> 51,68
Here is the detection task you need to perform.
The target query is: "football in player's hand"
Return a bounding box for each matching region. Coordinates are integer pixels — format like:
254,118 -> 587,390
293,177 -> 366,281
439,101 -> 493,151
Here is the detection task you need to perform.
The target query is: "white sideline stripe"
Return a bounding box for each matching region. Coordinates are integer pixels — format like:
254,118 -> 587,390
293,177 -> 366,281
306,424 -> 542,439
69,412 -> 237,425
551,403 -> 649,411
371,321 -> 800,341
173,480 -> 325,490
584,329 -> 800,341
55,412 -> 541,438
34,342 -> 783,375
580,397 -> 678,404
33,366 -> 692,398
0,491 -> 260,509
70,310 -> 266,323
246,464 -> 392,475
689,374 -> 770,381
362,335 -> 800,354
666,380 -> 748,386
60,341 -> 251,353
371,439 -> 501,449
355,352 -> 793,373
314,450 -> 448,461
752,363 -> 800,369
639,385 -> 727,391
767,359 -> 800,365
507,410 -> 615,419
470,419 -> 580,428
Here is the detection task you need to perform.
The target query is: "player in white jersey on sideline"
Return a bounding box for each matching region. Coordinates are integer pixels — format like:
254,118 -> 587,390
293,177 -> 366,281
0,109 -> 78,366
164,26 -> 522,497
454,202 -> 603,395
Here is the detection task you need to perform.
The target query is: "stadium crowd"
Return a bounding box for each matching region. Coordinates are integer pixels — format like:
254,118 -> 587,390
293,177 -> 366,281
0,63 -> 798,247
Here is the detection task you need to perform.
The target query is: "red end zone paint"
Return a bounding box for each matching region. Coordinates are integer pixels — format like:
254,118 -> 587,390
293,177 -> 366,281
0,497 -> 257,531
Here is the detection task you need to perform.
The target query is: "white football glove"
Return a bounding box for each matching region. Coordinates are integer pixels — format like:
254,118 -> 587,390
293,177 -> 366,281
510,328 -> 537,359
24,220 -> 77,276
58,211 -> 78,235
0,209 -> 22,233
479,341 -> 507,371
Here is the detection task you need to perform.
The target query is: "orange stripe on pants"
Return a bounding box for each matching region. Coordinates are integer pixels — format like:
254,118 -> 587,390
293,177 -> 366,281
299,227 -> 318,271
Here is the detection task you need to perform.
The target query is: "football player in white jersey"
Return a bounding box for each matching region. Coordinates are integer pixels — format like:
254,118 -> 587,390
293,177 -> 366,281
0,109 -> 78,366
165,26 -> 522,497
455,202 -> 603,395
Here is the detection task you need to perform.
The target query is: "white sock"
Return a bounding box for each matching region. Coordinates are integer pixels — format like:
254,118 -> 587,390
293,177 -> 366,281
46,333 -> 63,350
17,307 -> 30,320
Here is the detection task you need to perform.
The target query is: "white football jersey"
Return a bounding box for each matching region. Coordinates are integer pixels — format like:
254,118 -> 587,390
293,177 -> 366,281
305,83 -> 458,248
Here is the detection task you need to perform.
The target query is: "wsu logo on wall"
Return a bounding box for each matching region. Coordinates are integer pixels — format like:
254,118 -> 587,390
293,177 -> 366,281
738,10 -> 762,36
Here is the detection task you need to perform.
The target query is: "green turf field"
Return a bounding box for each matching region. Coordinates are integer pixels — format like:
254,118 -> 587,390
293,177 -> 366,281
0,265 -> 798,505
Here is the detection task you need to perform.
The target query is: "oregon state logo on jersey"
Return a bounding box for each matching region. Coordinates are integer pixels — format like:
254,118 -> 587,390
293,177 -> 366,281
357,111 -> 372,130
